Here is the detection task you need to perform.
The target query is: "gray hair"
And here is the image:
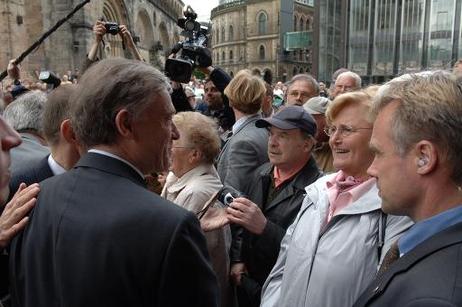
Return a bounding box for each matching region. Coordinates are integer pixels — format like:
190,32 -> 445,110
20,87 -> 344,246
336,71 -> 362,89
70,58 -> 170,148
285,74 -> 320,96
3,91 -> 47,132
373,71 -> 462,184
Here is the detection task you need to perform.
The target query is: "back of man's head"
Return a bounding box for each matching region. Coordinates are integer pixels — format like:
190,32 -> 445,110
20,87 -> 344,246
70,58 -> 170,148
3,91 -> 47,134
224,69 -> 266,115
42,85 -> 76,146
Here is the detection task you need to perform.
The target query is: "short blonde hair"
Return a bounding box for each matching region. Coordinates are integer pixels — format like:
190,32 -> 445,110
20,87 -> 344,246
224,69 -> 266,115
173,111 -> 221,164
326,91 -> 372,124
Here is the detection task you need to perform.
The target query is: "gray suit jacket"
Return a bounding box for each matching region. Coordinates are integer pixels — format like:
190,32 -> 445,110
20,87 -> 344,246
10,133 -> 49,174
217,114 -> 268,196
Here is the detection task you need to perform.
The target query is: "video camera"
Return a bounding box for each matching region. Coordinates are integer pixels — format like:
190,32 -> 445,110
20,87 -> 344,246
165,6 -> 212,83
39,71 -> 61,89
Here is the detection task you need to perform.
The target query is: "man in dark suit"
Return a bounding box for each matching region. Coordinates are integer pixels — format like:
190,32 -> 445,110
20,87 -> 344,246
9,84 -> 81,195
9,58 -> 218,307
227,106 -> 322,307
354,72 -> 462,306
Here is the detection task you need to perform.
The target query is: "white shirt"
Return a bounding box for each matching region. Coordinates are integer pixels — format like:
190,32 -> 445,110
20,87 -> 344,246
47,154 -> 66,176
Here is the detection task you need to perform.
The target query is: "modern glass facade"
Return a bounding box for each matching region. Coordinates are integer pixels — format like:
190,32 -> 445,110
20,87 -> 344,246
314,0 -> 462,83
315,0 -> 347,81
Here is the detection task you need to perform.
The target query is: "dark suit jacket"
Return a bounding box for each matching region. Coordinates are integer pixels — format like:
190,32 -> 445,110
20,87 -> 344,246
9,155 -> 53,198
234,158 -> 322,307
0,156 -> 53,300
9,153 -> 219,307
354,221 -> 462,307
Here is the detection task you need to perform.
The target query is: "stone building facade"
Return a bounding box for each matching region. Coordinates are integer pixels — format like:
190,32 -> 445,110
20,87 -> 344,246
211,0 -> 314,83
0,0 -> 183,80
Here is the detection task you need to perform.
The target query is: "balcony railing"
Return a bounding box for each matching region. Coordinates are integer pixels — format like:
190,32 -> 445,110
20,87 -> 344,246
283,31 -> 313,51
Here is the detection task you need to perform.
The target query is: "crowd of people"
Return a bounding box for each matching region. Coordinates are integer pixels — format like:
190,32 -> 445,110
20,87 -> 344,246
0,19 -> 461,307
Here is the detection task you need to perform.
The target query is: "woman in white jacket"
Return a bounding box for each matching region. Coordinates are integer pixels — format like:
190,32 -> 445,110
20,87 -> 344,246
261,91 -> 413,307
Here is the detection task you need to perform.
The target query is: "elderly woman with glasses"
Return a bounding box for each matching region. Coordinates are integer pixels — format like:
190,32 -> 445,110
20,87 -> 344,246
260,91 -> 413,307
161,111 -> 231,307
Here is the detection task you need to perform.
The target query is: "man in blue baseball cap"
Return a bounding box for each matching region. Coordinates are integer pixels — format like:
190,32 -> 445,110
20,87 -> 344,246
227,106 -> 323,307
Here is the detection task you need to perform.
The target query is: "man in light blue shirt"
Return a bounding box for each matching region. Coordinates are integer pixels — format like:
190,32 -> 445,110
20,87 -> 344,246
355,71 -> 462,306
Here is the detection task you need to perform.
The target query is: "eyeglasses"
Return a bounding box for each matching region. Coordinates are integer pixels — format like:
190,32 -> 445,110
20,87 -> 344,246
323,125 -> 372,137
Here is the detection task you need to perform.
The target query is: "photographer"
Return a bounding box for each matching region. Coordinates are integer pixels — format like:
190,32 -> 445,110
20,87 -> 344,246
83,20 -> 143,73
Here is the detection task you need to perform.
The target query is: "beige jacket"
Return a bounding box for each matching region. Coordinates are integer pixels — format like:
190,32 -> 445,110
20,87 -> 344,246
162,164 -> 232,307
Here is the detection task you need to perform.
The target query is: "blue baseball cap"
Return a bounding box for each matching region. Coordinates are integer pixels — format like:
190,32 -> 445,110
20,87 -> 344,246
256,105 -> 317,136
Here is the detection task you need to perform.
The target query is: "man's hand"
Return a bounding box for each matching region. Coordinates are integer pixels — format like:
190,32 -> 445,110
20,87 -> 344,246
93,20 -> 106,43
200,206 -> 230,232
0,183 -> 39,249
226,197 -> 267,235
118,25 -> 135,48
7,59 -> 20,81
230,262 -> 247,286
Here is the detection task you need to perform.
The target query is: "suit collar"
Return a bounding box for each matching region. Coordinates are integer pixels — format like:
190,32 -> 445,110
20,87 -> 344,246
218,114 -> 262,162
232,114 -> 261,135
75,152 -> 146,188
361,221 -> 462,304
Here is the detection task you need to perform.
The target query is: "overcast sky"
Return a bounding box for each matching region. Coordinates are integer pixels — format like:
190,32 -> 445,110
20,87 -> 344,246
181,0 -> 219,22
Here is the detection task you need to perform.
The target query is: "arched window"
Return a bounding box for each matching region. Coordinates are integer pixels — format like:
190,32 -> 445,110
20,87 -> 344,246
306,18 -> 311,30
216,29 -> 219,44
230,71 -> 234,77
221,27 -> 225,43
258,12 -> 267,35
259,45 -> 265,60
292,67 -> 297,76
229,25 -> 234,41
294,16 -> 298,31
222,51 -> 225,62
229,50 -> 234,61
299,18 -> 305,31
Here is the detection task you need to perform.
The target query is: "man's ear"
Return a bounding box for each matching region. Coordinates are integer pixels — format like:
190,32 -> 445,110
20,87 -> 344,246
114,109 -> 134,138
61,119 -> 77,144
414,140 -> 438,175
303,137 -> 316,153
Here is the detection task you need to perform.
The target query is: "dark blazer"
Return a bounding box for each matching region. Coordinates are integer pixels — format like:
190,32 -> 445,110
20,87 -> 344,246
9,155 -> 53,198
354,221 -> 462,307
9,153 -> 219,307
234,158 -> 322,307
0,156 -> 53,301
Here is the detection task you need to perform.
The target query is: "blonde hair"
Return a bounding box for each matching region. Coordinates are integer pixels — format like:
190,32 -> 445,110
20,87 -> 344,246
326,91 -> 372,124
224,69 -> 266,114
373,71 -> 462,183
173,111 -> 221,164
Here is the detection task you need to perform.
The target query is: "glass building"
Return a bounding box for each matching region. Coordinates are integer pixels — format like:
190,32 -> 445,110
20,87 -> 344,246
313,0 -> 462,83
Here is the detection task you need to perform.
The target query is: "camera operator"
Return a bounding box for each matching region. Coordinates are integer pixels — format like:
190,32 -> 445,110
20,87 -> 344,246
83,20 -> 143,73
